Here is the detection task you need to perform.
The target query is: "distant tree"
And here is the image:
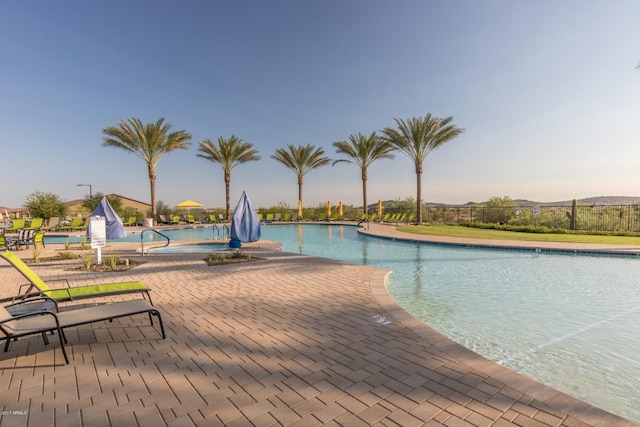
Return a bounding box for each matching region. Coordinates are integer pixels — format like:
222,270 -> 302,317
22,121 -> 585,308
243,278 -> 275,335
380,114 -> 464,224
80,192 -> 123,215
484,196 -> 518,224
197,135 -> 261,221
271,144 -> 330,206
333,132 -> 395,215
102,117 -> 192,224
156,200 -> 173,218
24,191 -> 67,220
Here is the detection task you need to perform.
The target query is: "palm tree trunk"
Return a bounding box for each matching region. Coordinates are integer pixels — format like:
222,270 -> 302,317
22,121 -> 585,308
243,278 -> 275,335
362,168 -> 368,216
225,172 -> 231,221
298,174 -> 303,206
415,161 -> 422,224
148,164 -> 157,226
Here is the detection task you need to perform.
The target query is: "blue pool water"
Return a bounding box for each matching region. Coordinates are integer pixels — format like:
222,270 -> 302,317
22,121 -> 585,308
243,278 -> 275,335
47,224 -> 640,421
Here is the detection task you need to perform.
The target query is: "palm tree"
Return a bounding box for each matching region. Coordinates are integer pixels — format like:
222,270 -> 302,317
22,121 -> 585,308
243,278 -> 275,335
380,114 -> 464,224
271,144 -> 330,207
197,135 -> 261,220
102,117 -> 192,224
332,132 -> 395,216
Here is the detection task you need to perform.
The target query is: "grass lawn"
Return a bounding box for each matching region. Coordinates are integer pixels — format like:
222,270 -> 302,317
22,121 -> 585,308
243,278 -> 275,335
396,224 -> 640,245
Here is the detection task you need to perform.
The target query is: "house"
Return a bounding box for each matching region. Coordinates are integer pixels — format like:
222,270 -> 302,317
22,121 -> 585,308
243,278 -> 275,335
65,194 -> 151,217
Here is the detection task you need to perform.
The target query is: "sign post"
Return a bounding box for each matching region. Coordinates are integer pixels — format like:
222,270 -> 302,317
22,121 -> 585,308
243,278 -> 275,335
89,216 -> 107,265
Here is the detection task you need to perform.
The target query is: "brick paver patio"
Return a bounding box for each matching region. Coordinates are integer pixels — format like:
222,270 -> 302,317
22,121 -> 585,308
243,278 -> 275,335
0,225 -> 637,426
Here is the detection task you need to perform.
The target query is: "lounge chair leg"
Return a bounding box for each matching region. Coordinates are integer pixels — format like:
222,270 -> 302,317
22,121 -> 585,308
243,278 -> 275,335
153,310 -> 165,339
57,327 -> 69,364
41,331 -> 50,345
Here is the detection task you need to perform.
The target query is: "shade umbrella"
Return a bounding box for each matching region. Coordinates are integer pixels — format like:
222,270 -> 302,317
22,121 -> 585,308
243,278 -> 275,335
338,201 -> 343,219
326,200 -> 331,219
229,191 -> 261,248
377,200 -> 383,217
297,200 -> 303,220
176,199 -> 203,212
176,199 -> 203,220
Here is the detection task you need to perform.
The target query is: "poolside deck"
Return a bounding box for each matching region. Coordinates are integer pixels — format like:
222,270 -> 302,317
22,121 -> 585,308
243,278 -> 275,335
0,226 -> 637,426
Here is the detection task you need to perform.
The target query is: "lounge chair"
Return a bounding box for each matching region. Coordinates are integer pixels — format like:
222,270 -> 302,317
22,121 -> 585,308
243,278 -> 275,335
42,217 -> 60,231
72,217 -> 89,231
0,251 -> 152,304
1,297 -> 165,364
265,213 -> 274,222
283,213 -> 291,221
187,215 -> 199,224
5,219 -> 25,233
122,216 -> 137,227
158,215 -> 177,225
58,217 -> 83,232
24,218 -> 44,231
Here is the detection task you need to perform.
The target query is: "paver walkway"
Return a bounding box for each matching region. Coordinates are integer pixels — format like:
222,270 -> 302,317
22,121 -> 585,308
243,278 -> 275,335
0,227 -> 636,426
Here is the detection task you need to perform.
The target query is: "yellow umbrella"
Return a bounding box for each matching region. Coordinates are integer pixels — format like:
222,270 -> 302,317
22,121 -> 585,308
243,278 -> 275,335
297,200 -> 303,220
326,200 -> 331,218
176,199 -> 203,209
338,201 -> 343,219
176,199 -> 203,218
377,199 -> 382,217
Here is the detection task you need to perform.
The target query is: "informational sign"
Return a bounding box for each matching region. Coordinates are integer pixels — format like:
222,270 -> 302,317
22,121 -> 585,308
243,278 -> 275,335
89,216 -> 107,249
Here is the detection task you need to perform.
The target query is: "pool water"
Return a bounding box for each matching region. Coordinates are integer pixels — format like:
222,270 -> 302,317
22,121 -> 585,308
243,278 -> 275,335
46,224 -> 640,421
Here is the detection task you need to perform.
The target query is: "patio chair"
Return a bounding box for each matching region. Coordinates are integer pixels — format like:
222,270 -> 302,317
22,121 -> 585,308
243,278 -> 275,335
5,219 -> 25,233
13,230 -> 39,250
0,234 -> 18,251
0,251 -> 152,304
1,297 -> 165,364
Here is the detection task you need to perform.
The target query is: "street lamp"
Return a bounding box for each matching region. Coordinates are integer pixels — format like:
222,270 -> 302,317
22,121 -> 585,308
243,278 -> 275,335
77,184 -> 93,197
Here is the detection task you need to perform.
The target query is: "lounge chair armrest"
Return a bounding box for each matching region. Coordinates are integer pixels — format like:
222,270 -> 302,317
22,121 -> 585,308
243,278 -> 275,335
43,278 -> 72,288
0,292 -> 49,304
0,309 -> 61,325
4,296 -> 59,316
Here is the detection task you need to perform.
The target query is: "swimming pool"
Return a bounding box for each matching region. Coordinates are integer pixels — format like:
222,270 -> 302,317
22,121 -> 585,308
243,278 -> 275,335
46,224 -> 640,421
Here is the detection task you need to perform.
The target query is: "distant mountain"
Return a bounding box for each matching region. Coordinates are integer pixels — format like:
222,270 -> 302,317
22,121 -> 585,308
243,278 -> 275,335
426,196 -> 640,207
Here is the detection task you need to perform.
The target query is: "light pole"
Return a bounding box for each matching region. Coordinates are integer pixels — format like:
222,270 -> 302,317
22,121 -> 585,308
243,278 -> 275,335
77,184 -> 93,197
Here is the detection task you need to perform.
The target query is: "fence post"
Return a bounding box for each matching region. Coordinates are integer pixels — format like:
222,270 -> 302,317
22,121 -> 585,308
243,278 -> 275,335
570,199 -> 577,230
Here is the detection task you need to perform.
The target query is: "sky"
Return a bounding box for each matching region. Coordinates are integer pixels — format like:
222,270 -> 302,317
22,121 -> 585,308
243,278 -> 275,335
2,0 -> 639,210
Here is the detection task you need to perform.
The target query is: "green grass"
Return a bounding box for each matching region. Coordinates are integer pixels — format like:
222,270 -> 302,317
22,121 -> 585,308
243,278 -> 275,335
396,225 -> 640,245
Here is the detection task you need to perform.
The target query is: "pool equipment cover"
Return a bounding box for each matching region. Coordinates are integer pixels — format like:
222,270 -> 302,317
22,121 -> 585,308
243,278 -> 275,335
230,191 -> 261,248
86,196 -> 126,240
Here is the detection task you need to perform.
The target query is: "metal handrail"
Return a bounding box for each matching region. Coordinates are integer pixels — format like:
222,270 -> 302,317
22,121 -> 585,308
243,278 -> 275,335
212,224 -> 230,240
140,228 -> 170,255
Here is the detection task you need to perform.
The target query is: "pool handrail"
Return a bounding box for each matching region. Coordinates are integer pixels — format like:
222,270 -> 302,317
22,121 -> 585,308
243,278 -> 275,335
212,224 -> 230,240
140,228 -> 170,255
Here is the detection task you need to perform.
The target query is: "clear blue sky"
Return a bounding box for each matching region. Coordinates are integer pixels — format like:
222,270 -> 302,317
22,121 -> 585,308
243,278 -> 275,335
2,0 -> 639,210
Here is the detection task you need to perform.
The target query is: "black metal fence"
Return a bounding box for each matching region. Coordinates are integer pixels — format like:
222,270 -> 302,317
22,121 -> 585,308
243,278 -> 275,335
424,204 -> 640,233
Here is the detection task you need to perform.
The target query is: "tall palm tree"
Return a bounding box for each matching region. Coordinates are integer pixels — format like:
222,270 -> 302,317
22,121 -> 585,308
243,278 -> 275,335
380,114 -> 464,224
102,117 -> 192,224
271,144 -> 330,206
332,132 -> 395,216
197,135 -> 261,221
